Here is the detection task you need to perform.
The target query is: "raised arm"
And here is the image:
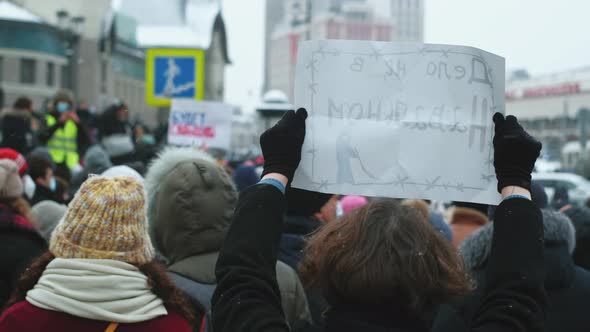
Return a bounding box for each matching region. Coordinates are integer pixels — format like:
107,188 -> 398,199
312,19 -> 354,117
212,109 -> 307,332
470,113 -> 545,332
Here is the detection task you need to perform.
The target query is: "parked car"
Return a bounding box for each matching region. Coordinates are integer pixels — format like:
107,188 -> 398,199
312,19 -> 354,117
532,172 -> 590,206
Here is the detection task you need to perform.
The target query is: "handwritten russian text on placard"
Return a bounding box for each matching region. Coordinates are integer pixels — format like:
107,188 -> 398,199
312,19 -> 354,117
292,40 -> 504,205
168,100 -> 232,150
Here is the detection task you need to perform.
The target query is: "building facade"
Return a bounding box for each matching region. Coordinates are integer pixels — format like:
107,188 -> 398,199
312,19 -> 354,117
4,0 -> 229,127
390,0 -> 424,42
263,0 -> 285,93
266,0 -> 424,102
268,1 -> 397,102
0,1 -> 68,108
506,67 -> 590,159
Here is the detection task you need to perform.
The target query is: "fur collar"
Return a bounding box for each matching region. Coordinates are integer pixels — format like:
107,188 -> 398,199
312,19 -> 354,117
460,209 -> 576,271
1,109 -> 32,120
564,206 -> 590,240
145,147 -> 215,226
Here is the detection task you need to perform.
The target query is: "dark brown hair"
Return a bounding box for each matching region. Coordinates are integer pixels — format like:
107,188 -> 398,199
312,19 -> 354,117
299,199 -> 472,314
27,155 -> 53,181
3,252 -> 202,326
13,97 -> 32,111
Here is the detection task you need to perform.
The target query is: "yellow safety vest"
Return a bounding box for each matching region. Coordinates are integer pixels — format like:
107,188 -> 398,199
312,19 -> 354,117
46,114 -> 79,169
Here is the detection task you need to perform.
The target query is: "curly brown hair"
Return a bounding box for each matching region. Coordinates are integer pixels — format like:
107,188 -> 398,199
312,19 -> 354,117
0,197 -> 37,227
299,199 -> 473,314
3,252 -> 203,326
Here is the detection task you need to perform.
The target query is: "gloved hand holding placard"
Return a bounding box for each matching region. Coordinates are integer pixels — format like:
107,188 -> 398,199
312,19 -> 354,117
292,40 -> 505,205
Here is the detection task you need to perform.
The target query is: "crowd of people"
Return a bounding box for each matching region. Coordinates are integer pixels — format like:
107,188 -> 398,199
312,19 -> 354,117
0,90 -> 588,331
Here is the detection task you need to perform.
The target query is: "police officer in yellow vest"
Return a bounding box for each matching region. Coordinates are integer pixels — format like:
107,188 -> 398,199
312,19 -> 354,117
39,90 -> 89,173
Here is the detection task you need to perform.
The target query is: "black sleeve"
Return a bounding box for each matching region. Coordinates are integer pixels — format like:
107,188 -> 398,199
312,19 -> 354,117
38,122 -> 63,144
212,184 -> 290,332
470,198 -> 546,332
75,122 -> 91,152
0,233 -> 47,305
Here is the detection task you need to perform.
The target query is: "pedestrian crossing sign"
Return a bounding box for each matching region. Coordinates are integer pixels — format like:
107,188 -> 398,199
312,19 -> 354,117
145,48 -> 205,106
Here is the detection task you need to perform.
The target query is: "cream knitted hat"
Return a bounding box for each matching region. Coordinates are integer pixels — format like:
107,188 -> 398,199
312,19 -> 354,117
50,175 -> 154,264
0,159 -> 24,199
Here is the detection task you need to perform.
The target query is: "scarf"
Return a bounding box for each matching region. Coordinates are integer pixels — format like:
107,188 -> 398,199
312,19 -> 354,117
26,258 -> 167,323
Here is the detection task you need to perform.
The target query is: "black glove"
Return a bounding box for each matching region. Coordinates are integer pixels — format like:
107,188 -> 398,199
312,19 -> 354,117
260,108 -> 308,182
493,113 -> 542,193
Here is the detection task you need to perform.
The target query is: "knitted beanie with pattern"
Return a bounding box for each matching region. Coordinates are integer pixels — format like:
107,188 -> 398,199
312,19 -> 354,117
50,175 -> 154,264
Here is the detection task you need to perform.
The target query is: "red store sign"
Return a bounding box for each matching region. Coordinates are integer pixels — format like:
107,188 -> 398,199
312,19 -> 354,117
507,82 -> 581,100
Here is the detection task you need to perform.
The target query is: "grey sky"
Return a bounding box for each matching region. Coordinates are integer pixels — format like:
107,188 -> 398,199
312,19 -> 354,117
223,0 -> 590,111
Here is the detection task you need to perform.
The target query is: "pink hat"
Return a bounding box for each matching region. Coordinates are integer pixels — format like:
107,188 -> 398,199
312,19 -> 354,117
340,195 -> 368,215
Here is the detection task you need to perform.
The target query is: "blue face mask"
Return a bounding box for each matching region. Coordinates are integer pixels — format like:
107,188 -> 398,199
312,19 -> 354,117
56,101 -> 70,113
49,177 -> 56,192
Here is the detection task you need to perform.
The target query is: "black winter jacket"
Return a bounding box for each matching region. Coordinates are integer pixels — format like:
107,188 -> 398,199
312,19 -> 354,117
0,204 -> 47,307
0,110 -> 32,154
436,209 -> 590,332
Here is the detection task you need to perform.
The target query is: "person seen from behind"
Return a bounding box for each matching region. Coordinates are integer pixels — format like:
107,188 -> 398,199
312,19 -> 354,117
0,175 -> 199,331
145,147 -> 311,331
0,160 -> 46,307
448,202 -> 489,247
99,102 -> 135,165
445,208 -> 590,332
1,97 -> 34,154
211,110 -> 545,332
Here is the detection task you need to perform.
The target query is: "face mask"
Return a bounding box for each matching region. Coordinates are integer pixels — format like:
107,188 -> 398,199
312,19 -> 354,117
49,177 -> 57,192
56,101 -> 70,113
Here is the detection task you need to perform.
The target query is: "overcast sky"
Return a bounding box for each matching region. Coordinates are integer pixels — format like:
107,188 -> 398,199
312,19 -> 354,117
222,0 -> 590,112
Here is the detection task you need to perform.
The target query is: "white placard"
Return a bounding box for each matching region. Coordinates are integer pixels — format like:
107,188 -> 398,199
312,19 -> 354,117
168,99 -> 232,150
292,40 -> 504,205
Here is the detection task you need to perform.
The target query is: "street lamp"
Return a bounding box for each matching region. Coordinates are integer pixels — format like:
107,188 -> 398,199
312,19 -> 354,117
55,9 -> 85,99
56,10 -> 68,29
71,16 -> 85,35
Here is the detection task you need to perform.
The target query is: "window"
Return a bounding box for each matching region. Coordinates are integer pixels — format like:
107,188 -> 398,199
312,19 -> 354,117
20,58 -> 36,84
46,62 -> 55,86
0,57 -> 3,82
61,65 -> 70,88
327,21 -> 341,39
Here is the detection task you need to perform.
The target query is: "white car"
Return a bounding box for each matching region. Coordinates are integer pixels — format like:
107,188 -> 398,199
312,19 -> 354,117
532,172 -> 590,206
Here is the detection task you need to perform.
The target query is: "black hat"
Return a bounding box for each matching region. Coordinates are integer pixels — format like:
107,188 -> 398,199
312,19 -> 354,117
286,187 -> 333,217
530,181 -> 548,209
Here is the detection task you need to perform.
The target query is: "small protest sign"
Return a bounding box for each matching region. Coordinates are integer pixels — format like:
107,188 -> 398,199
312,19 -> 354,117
292,40 -> 504,205
168,100 -> 232,150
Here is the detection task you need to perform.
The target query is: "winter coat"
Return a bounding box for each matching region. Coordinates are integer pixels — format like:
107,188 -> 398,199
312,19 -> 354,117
563,206 -> 590,270
31,184 -> 60,206
0,203 -> 47,306
449,207 -> 488,247
435,209 -> 589,332
0,109 -> 32,154
211,184 -> 546,332
279,216 -> 329,326
279,216 -> 322,271
0,301 -> 191,332
145,148 -> 311,330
